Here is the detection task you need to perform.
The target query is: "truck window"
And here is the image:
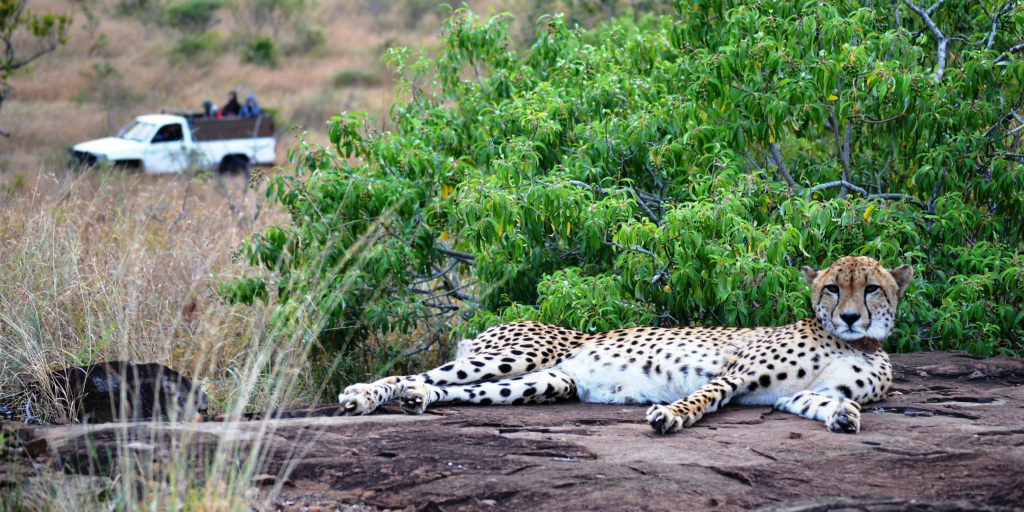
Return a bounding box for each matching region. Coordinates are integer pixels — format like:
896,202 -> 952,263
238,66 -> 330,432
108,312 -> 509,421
152,124 -> 184,143
120,121 -> 157,142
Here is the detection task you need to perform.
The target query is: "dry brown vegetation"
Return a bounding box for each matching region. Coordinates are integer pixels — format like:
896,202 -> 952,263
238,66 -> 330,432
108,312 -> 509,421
0,0 -> 504,172
0,169 -> 293,417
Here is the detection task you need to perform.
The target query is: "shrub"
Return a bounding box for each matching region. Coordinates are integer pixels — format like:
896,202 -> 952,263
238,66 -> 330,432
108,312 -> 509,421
242,36 -> 278,67
331,69 -> 381,88
225,5 -> 1024,397
167,31 -> 223,65
162,0 -> 222,33
283,23 -> 326,56
115,0 -> 162,20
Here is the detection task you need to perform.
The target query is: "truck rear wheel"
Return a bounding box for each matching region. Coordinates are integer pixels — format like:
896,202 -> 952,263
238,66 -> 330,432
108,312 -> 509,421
219,155 -> 250,175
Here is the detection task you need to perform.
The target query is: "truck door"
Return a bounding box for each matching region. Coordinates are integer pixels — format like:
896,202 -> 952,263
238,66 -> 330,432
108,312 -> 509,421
143,123 -> 187,173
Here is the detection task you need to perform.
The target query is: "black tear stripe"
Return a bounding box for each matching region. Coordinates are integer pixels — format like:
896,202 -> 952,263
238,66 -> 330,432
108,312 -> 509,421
864,292 -> 873,329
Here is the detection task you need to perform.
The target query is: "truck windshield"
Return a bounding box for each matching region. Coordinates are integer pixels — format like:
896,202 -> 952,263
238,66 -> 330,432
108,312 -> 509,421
119,121 -> 158,142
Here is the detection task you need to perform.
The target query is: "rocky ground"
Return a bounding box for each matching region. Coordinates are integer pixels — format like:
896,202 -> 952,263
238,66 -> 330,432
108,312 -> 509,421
4,351 -> 1024,512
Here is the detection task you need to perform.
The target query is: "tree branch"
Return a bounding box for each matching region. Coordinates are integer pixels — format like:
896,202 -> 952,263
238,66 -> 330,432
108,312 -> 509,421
841,120 -> 852,198
995,152 -> 1024,164
602,239 -> 656,258
768,142 -> 801,191
630,185 -> 661,227
994,42 -> 1024,65
900,0 -> 949,81
807,180 -> 869,196
861,113 -> 908,124
984,0 -> 1014,51
927,178 -> 943,215
806,180 -> 928,209
561,179 -> 662,206
436,247 -> 475,265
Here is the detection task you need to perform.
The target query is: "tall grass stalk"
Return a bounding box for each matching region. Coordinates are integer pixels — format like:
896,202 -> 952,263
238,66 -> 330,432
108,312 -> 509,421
0,167 -> 348,510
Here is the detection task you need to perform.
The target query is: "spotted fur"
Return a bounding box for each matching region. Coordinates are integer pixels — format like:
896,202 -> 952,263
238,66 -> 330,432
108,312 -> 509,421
339,257 -> 913,434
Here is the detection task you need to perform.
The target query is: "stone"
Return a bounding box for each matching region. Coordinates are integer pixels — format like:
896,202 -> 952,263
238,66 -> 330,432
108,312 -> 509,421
4,351 -> 1022,512
45,361 -> 208,423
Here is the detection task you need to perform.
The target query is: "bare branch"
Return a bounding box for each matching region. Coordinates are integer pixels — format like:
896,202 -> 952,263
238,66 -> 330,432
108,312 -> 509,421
984,0 -> 1014,51
417,281 -> 477,304
861,113 -> 908,124
993,42 -> 1024,65
927,178 -> 943,215
983,110 -> 1018,137
996,152 -> 1024,164
471,59 -> 490,96
565,180 -> 609,195
436,247 -> 475,265
603,239 -> 656,258
768,142 -> 802,191
630,185 -> 661,227
806,180 -> 927,209
924,0 -> 946,16
841,120 -> 852,198
807,180 -> 868,196
900,0 -> 948,81
650,260 -> 673,285
561,179 -> 662,206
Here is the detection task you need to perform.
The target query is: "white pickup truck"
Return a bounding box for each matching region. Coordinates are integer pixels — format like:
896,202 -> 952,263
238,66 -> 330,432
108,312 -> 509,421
72,113 -> 275,173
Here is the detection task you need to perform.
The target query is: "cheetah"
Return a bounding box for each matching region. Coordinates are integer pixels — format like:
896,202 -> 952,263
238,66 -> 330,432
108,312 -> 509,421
338,257 -> 913,434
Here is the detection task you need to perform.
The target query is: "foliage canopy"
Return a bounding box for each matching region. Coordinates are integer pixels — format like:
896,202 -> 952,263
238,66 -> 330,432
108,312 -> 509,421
224,1 -> 1024,395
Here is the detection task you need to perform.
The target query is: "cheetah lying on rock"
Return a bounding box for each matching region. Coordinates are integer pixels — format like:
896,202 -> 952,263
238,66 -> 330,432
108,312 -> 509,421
339,257 -> 913,434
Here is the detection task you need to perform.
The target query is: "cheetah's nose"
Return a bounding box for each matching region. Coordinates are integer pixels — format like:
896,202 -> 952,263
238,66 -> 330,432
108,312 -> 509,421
840,312 -> 860,327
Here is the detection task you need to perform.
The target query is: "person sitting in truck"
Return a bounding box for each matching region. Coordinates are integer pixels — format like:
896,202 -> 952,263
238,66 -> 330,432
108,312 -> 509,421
221,91 -> 241,117
239,93 -> 262,118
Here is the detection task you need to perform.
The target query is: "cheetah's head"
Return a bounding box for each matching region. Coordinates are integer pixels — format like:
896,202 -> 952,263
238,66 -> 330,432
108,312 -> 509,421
801,257 -> 913,353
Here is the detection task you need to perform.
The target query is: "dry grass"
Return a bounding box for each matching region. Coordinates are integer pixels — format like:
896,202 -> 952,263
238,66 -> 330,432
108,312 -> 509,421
1,0 -> 507,172
0,167 -> 335,511
0,167 -> 305,418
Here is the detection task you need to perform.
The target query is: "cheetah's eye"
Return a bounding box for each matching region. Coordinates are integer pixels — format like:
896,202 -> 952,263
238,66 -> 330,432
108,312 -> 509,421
825,285 -> 840,294
865,285 -> 880,293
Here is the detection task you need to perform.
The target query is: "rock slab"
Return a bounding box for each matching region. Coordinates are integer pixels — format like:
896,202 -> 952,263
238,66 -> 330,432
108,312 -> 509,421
25,352 -> 1024,511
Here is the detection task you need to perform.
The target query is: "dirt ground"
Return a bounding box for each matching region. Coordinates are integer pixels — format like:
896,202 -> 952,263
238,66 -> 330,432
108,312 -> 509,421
9,351 -> 1024,512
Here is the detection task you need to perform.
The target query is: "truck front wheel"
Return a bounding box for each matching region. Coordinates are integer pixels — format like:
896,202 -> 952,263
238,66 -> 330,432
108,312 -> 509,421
113,160 -> 143,172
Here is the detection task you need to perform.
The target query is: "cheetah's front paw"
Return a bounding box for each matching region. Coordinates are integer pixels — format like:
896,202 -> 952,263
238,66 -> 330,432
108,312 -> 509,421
826,401 -> 861,434
399,382 -> 431,415
647,404 -> 700,434
338,384 -> 380,416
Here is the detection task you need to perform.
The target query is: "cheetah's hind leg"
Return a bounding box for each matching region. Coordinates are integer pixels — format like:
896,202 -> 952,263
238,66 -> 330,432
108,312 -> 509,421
399,369 -> 577,414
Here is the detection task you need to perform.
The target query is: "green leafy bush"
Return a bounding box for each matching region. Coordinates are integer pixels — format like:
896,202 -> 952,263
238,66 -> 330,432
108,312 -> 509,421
225,3 -> 1024,395
331,69 -> 381,88
242,35 -> 277,67
167,31 -> 223,65
162,0 -> 222,33
284,23 -> 325,56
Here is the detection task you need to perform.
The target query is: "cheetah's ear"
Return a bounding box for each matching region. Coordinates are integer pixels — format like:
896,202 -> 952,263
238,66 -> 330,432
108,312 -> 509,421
889,264 -> 914,297
800,266 -> 819,287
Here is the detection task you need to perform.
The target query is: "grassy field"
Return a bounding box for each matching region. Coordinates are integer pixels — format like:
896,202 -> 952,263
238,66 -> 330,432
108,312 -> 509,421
1,0 -> 511,172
